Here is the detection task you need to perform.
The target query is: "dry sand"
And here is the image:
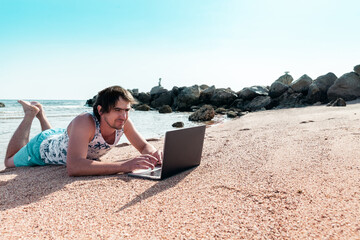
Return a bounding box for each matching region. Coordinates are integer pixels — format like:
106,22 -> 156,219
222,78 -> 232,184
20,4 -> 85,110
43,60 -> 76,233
1,102 -> 360,239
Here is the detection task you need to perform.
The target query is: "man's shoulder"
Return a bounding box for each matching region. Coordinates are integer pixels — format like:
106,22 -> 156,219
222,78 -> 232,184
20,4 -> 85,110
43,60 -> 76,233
68,113 -> 96,139
72,112 -> 96,127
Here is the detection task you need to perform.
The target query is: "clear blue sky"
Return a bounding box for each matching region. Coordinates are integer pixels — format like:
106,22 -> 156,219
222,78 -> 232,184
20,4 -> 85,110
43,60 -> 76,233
0,0 -> 359,99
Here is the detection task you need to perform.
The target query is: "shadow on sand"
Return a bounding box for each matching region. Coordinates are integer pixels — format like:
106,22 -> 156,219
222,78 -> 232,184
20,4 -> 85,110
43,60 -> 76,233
0,166 -> 131,211
116,169 -> 194,212
0,166 -> 194,212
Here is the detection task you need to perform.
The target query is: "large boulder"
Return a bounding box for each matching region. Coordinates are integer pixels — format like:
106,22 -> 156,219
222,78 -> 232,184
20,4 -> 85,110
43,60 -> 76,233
277,91 -> 305,108
175,85 -> 201,111
209,88 -> 238,107
129,89 -> 139,98
327,72 -> 360,101
85,95 -> 97,107
150,86 -> 167,96
354,65 -> 360,76
276,73 -> 293,85
269,81 -> 289,98
159,105 -> 172,113
245,96 -> 271,111
137,92 -> 151,105
306,72 -> 337,103
290,74 -> 313,93
135,104 -> 151,111
189,105 -> 215,121
237,86 -> 269,101
171,86 -> 181,97
314,72 -> 337,93
150,90 -> 172,108
199,85 -> 216,103
306,83 -> 321,104
231,99 -> 245,111
200,84 -> 210,90
0,102 -> 5,107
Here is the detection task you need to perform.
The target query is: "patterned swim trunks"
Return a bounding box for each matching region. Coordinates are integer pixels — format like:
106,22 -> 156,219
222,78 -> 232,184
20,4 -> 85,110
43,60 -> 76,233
13,128 -> 66,167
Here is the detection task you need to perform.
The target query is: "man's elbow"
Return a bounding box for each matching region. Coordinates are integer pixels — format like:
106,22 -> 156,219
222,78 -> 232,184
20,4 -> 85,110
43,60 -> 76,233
66,165 -> 78,177
66,161 -> 81,177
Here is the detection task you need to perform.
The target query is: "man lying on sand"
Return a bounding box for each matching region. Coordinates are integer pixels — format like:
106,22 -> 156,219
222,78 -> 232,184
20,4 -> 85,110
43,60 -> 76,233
4,85 -> 162,176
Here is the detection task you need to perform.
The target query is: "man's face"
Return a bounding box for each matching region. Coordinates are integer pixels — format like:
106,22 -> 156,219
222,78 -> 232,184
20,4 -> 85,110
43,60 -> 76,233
100,98 -> 131,130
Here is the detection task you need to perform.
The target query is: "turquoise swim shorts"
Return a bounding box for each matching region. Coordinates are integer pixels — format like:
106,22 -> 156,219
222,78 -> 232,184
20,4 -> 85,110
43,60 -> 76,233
13,128 -> 65,167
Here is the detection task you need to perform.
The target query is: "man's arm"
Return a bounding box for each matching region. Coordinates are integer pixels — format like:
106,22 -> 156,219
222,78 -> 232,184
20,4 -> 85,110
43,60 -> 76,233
66,114 -> 158,176
123,119 -> 163,164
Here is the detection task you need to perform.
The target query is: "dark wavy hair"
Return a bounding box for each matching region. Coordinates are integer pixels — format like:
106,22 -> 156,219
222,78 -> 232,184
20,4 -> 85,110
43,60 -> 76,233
93,86 -> 137,121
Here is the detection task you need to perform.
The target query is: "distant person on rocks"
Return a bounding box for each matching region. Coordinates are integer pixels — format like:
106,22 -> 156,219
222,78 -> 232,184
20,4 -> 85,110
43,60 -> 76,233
4,86 -> 162,176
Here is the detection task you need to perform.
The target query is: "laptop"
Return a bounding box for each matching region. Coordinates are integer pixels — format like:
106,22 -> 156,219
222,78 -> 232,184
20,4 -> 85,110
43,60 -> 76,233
128,125 -> 206,180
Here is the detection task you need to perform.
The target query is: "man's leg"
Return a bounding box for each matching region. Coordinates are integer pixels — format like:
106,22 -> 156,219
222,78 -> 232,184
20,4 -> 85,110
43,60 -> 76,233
4,100 -> 40,168
32,101 -> 52,131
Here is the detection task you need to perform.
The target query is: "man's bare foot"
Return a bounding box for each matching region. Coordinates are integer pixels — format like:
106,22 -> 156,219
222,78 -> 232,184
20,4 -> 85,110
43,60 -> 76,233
30,101 -> 45,119
18,100 -> 40,118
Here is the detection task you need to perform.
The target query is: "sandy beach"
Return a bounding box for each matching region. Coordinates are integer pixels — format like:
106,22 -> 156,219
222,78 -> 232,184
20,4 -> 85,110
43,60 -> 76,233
1,103 -> 360,239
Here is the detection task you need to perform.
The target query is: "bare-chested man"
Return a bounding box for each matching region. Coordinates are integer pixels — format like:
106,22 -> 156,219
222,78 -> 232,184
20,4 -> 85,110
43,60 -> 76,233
4,86 -> 162,176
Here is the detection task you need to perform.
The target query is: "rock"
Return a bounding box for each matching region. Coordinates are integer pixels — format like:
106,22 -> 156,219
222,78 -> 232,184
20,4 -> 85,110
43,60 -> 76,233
290,74 -> 313,93
137,92 -> 151,105
237,86 -> 269,101
269,81 -> 289,98
129,89 -> 139,98
267,88 -> 306,109
306,83 -> 321,104
230,99 -> 245,111
199,85 -> 216,103
159,105 -> 172,113
0,102 -> 5,107
85,95 -> 97,107
246,96 -> 272,111
306,72 -> 337,103
327,72 -> 360,101
150,86 -> 167,96
135,104 -> 151,111
171,86 -> 180,96
172,122 -> 184,128
314,72 -> 337,93
190,106 -> 200,112
175,85 -> 201,111
226,111 -> 237,118
277,91 -> 305,108
210,88 -> 238,107
237,111 -> 247,117
215,107 -> 226,115
151,90 -> 172,108
276,73 -> 293,85
189,105 -> 215,121
327,98 -> 346,107
200,84 -> 210,90
354,65 -> 360,76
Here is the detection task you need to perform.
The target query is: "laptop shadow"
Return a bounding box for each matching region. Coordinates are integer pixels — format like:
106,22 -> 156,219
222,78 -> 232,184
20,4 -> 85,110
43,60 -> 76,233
116,168 -> 194,212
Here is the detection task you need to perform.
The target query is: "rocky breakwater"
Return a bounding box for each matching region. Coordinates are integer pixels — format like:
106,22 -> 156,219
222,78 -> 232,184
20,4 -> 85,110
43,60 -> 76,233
86,64 -> 360,123
130,85 -> 240,122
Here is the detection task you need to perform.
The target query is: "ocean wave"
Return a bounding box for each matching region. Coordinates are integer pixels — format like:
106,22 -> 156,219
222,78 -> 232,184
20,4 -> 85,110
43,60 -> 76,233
0,116 -> 24,120
0,114 -> 81,120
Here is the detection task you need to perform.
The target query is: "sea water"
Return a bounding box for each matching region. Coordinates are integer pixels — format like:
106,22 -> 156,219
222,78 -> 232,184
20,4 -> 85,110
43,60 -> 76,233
0,99 -> 200,171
